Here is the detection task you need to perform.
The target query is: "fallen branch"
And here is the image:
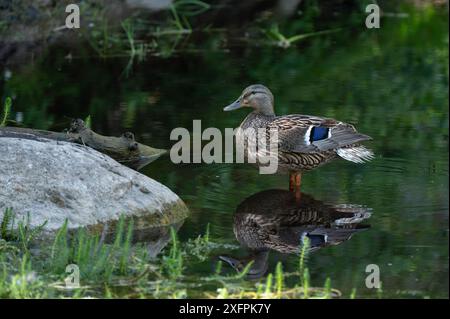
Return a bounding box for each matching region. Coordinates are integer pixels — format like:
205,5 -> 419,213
0,119 -> 166,170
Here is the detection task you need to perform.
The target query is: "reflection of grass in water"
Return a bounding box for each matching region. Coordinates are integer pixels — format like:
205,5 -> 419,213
174,0 -> 210,17
82,0 -> 210,65
264,24 -> 342,48
150,0 -> 209,58
86,0 -> 211,74
84,0 -> 331,62
121,19 -> 149,77
0,209 -> 344,299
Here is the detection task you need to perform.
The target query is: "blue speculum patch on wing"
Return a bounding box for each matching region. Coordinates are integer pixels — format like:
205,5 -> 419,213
310,126 -> 329,142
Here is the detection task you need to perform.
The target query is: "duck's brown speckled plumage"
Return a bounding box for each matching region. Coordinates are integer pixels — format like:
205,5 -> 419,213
224,84 -> 374,174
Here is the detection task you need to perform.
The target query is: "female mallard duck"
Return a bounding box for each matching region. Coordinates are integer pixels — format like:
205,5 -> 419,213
223,84 -> 374,195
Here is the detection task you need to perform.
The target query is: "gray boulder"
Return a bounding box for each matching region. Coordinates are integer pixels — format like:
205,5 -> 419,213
0,137 -> 188,233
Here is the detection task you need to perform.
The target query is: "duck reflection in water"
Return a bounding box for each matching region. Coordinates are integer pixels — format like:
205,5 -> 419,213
219,189 -> 371,279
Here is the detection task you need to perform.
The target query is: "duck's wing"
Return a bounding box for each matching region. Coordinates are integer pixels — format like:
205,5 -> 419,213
266,115 -> 372,153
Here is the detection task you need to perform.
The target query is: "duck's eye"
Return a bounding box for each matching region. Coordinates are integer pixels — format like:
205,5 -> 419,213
243,91 -> 256,100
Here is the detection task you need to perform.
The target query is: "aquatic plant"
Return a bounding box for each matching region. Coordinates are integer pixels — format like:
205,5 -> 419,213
161,227 -> 184,279
213,262 -> 339,299
299,235 -> 310,284
0,208 -> 14,240
0,254 -> 46,298
16,215 -> 48,252
263,23 -> 342,48
84,115 -> 92,129
0,97 -> 12,127
350,288 -> 357,299
275,262 -> 284,297
173,0 -> 210,17
1,209 -> 47,251
185,223 -> 213,261
0,211 -> 348,299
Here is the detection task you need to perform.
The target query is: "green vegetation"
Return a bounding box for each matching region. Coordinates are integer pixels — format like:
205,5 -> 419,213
263,24 -> 342,48
0,209 -> 342,299
1,97 -> 12,127
78,0 -> 211,63
84,115 -> 92,129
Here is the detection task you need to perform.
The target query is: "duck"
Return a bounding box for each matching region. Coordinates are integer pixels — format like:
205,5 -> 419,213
219,189 -> 371,279
223,84 -> 374,197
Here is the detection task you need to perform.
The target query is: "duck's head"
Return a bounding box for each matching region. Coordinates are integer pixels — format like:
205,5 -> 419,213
223,84 -> 275,116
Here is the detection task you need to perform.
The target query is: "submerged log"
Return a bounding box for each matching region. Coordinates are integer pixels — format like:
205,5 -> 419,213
0,119 -> 166,170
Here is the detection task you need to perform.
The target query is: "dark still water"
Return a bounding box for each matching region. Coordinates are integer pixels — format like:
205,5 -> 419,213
1,5 -> 448,298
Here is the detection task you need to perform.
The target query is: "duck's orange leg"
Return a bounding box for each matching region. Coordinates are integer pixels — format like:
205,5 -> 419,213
295,172 -> 302,202
289,171 -> 302,201
289,171 -> 297,192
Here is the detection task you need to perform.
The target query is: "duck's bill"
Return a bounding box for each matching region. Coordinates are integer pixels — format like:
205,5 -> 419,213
218,255 -> 240,269
223,100 -> 241,111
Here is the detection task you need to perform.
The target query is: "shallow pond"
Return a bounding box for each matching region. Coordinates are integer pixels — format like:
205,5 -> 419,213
1,2 -> 448,298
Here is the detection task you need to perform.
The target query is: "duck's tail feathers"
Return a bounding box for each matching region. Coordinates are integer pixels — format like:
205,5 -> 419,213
336,145 -> 374,163
312,125 -> 372,152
